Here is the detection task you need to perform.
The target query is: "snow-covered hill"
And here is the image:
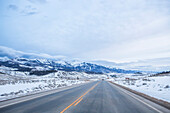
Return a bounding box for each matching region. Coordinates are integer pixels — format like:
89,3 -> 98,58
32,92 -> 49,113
0,57 -> 136,76
109,72 -> 170,103
0,65 -> 108,101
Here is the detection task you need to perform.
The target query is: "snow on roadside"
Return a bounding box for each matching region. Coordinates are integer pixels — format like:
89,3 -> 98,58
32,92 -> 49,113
0,78 -> 86,101
109,74 -> 170,103
0,71 -> 89,101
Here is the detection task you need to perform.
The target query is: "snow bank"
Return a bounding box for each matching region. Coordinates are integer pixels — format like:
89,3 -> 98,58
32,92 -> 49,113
110,74 -> 170,102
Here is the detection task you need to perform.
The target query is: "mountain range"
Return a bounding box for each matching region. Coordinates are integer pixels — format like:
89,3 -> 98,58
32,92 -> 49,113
0,57 -> 136,76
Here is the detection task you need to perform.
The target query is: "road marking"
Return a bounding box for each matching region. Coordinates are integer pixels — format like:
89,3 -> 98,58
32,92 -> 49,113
113,83 -> 163,113
60,82 -> 99,113
74,98 -> 83,106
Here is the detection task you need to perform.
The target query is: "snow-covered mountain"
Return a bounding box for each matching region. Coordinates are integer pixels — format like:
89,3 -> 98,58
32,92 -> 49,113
0,57 -> 136,76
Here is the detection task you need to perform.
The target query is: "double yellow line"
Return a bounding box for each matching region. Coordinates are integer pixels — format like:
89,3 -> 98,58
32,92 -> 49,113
60,82 -> 99,113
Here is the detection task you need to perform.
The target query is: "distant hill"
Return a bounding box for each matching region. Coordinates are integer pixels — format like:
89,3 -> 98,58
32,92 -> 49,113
0,57 -> 136,76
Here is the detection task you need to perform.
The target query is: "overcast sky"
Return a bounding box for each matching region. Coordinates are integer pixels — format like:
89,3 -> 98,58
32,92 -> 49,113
0,0 -> 170,63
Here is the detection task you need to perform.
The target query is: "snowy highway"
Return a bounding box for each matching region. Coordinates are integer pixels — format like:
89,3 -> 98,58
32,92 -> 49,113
0,81 -> 169,113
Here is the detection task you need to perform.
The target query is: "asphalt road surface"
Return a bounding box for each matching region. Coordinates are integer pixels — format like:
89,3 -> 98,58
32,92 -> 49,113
0,81 -> 169,113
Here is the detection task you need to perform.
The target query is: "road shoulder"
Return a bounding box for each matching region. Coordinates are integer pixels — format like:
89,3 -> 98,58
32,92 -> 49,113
109,81 -> 170,113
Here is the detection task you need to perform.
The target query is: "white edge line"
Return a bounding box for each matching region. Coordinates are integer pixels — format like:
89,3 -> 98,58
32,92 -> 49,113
112,83 -> 163,113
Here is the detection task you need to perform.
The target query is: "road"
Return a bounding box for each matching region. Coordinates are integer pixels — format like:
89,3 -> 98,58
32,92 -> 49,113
0,81 -> 169,113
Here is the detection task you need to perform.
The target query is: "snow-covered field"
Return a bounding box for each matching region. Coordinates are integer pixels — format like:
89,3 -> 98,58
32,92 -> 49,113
0,69 -> 106,101
0,78 -> 85,101
109,73 -> 170,103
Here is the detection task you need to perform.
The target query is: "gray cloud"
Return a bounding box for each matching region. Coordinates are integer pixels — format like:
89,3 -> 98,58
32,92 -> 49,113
28,0 -> 47,4
8,4 -> 18,11
21,5 -> 38,16
25,11 -> 38,15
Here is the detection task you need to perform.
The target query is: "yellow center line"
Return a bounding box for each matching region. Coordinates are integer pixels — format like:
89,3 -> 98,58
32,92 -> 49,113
60,82 -> 99,113
74,98 -> 83,106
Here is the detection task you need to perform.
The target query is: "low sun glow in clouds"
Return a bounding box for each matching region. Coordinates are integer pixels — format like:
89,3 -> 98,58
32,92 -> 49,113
0,0 -> 170,62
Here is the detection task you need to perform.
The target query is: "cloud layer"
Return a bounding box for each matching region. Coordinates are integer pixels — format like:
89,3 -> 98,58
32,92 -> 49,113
0,46 -> 66,60
0,0 -> 170,63
92,57 -> 170,72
